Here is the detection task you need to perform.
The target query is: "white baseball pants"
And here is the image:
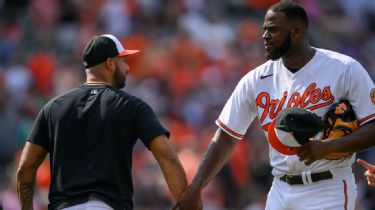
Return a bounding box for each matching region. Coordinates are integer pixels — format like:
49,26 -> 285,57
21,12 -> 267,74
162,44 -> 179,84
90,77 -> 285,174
265,170 -> 357,210
62,198 -> 113,210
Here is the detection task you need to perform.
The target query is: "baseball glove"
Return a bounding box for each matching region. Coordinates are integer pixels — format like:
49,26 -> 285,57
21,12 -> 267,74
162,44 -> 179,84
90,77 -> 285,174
322,99 -> 358,160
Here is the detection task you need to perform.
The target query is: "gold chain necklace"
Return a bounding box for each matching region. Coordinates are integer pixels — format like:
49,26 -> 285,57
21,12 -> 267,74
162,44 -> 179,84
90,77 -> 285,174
84,81 -> 110,86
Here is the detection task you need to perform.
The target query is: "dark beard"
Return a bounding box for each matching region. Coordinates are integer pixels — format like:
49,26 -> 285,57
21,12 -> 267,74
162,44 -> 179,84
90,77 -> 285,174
114,63 -> 125,89
265,32 -> 292,61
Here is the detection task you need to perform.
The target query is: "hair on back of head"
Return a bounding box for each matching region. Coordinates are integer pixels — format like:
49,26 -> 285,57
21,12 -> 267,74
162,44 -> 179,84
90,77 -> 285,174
269,0 -> 309,28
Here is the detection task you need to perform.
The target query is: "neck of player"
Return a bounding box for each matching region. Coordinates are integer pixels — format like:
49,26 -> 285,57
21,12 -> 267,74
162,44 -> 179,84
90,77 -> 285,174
282,46 -> 316,73
85,67 -> 114,86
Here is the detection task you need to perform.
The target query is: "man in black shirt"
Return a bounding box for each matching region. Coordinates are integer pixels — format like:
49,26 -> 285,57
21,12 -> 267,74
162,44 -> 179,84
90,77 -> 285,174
16,34 -> 188,210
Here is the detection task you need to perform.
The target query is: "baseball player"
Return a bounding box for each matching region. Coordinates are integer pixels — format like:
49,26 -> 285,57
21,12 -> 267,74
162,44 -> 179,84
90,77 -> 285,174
173,2 -> 375,210
17,34 -> 188,210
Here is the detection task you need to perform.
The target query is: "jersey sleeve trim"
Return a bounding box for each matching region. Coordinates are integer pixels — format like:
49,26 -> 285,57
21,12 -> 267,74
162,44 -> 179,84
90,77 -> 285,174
358,113 -> 375,125
215,119 -> 244,140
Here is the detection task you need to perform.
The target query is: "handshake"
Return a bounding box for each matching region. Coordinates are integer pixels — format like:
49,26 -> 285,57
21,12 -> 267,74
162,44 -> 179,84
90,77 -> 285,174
171,185 -> 203,210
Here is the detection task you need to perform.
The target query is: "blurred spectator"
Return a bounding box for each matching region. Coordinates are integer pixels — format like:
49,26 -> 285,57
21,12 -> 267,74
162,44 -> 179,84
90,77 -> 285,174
0,90 -> 18,180
27,51 -> 55,97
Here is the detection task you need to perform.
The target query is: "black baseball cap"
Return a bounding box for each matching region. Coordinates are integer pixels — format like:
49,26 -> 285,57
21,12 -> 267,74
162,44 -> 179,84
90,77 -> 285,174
267,107 -> 323,155
82,34 -> 139,68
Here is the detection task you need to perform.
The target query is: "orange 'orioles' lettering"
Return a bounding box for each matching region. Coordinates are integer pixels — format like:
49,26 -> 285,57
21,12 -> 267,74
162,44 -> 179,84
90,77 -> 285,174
256,83 -> 334,124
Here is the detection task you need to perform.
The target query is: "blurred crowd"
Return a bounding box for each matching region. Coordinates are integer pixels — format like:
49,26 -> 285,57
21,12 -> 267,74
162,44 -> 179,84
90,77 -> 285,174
1,0 -> 375,209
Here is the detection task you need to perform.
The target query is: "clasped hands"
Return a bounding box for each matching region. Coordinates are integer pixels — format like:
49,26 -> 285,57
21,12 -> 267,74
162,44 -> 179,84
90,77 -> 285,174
171,185 -> 203,210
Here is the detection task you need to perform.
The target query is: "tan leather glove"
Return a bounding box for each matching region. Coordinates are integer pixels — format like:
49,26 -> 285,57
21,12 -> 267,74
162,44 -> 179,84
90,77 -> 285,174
322,99 -> 358,160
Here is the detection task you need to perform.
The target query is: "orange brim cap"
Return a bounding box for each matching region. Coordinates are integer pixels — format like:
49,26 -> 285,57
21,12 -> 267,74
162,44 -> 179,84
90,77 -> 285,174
118,49 -> 140,56
267,119 -> 302,155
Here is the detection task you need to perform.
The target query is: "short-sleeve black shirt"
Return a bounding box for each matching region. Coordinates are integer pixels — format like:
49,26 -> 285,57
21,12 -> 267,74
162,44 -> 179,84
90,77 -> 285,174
27,84 -> 169,210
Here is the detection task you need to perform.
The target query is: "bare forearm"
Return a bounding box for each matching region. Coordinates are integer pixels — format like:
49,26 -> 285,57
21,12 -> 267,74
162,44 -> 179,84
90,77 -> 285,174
17,142 -> 48,210
159,157 -> 188,200
17,173 -> 36,210
150,135 -> 188,200
191,129 -> 237,191
173,130 -> 237,210
330,121 -> 375,153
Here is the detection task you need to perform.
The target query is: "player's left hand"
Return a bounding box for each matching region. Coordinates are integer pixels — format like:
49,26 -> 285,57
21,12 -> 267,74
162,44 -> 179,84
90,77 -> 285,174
295,139 -> 333,165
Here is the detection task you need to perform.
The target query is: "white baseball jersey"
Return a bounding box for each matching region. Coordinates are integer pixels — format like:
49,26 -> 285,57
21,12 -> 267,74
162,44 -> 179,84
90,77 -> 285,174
216,48 -> 375,177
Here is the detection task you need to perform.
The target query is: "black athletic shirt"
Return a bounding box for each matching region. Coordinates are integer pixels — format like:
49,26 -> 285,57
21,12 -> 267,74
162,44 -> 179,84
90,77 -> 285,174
27,84 -> 170,210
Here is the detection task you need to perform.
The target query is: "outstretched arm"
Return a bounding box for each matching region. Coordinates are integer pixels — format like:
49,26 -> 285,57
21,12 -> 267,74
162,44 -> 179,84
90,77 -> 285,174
150,134 -> 188,200
173,128 -> 239,210
17,141 -> 48,210
298,120 -> 375,165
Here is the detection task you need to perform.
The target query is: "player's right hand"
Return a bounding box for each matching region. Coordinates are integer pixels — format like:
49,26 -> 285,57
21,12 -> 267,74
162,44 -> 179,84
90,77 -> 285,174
357,159 -> 375,187
296,139 -> 333,165
171,185 -> 203,210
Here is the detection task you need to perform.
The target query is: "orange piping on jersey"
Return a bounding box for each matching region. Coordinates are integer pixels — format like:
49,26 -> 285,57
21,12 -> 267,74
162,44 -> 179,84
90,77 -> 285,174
343,180 -> 348,210
358,113 -> 375,125
216,119 -> 244,139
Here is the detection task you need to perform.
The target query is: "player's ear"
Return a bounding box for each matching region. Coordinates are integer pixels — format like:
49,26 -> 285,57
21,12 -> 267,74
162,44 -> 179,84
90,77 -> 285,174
105,57 -> 115,71
291,25 -> 301,38
291,23 -> 306,40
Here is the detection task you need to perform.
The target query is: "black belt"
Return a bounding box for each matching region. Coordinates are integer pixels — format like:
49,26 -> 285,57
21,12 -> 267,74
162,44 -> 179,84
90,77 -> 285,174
280,171 -> 333,185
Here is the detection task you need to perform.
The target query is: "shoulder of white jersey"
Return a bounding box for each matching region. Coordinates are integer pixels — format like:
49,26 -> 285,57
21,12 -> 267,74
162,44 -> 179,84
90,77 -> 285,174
243,59 -> 277,82
315,47 -> 358,66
